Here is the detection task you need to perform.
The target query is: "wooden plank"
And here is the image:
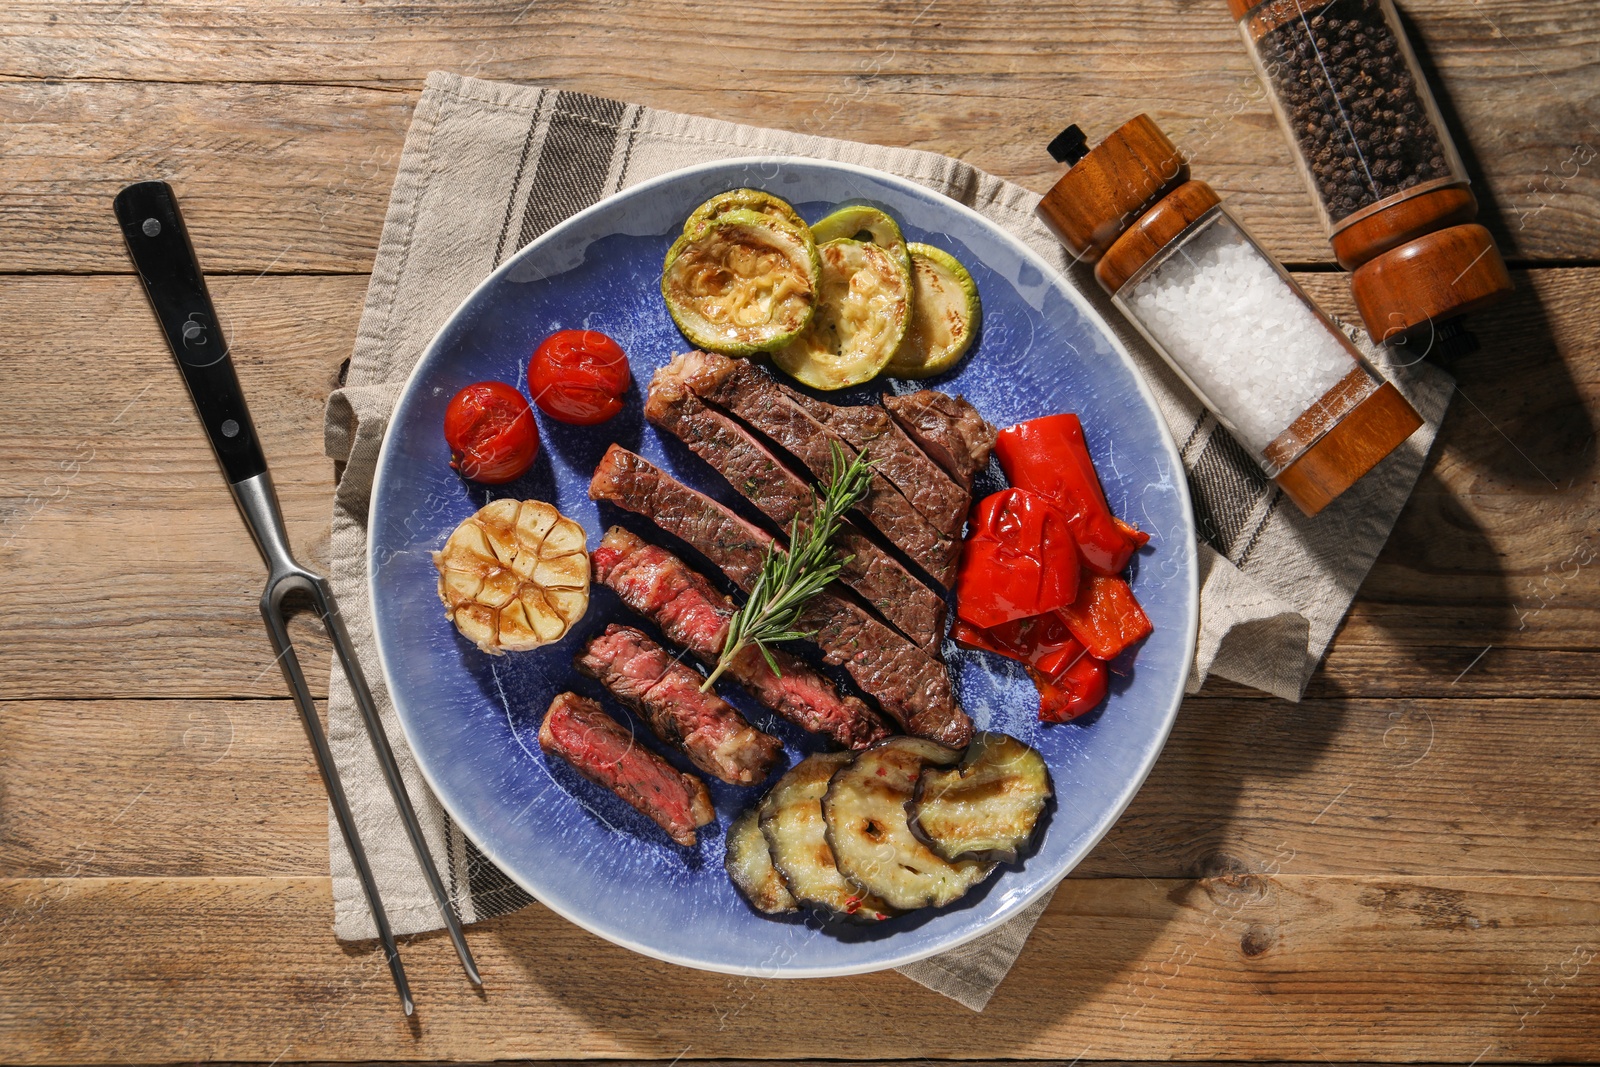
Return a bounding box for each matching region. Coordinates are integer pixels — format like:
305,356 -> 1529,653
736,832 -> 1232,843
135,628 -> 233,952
0,874 -> 1594,1062
1296,270 -> 1600,675
0,80 -> 414,274
0,274 -> 353,696
0,0 -> 1596,272
5,693 -> 1596,881
2,271 -> 1594,701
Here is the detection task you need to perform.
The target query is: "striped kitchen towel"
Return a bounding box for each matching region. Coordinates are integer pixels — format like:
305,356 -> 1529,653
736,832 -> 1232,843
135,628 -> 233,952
320,72 -> 1452,1012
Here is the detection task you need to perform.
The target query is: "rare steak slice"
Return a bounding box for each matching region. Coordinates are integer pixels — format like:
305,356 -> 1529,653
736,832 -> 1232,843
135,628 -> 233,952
646,362 -> 946,647
590,449 -> 973,746
576,624 -> 782,785
538,691 -> 714,847
591,527 -> 890,749
665,350 -> 960,587
882,390 -> 997,491
777,382 -> 969,540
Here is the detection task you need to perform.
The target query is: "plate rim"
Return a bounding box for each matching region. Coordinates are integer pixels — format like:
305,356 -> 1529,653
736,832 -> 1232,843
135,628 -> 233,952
367,154 -> 1199,978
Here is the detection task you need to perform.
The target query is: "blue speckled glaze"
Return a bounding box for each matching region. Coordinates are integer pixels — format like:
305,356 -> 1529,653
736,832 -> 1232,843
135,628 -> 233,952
369,158 -> 1197,978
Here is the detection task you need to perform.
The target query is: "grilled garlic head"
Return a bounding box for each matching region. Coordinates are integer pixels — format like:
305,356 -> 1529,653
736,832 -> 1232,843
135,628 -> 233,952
432,499 -> 589,654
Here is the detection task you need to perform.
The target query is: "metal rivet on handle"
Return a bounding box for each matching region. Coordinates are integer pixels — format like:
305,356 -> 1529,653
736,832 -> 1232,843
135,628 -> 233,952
220,419 -> 240,438
142,218 -> 162,237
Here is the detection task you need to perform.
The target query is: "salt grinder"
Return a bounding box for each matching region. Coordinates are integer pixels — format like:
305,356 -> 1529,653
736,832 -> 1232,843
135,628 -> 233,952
1037,115 -> 1423,517
1228,0 -> 1513,352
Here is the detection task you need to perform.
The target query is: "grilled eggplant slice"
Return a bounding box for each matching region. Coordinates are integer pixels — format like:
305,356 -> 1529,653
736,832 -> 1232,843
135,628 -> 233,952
886,244 -> 981,379
822,736 -> 995,910
685,188 -> 806,236
908,732 -> 1052,864
772,238 -> 910,390
810,204 -> 912,282
759,752 -> 895,922
662,209 -> 820,356
726,806 -> 798,915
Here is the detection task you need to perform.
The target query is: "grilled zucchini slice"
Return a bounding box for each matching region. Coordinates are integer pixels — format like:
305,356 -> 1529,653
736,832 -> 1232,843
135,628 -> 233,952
809,205 -> 912,282
886,244 -> 981,379
684,188 -> 806,236
772,238 -> 910,390
726,806 -> 798,915
908,732 -> 1052,864
822,737 -> 995,910
759,753 -> 895,922
662,209 -> 820,356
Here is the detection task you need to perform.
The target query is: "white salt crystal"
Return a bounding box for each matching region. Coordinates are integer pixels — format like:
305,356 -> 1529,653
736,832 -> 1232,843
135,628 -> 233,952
1123,216 -> 1353,454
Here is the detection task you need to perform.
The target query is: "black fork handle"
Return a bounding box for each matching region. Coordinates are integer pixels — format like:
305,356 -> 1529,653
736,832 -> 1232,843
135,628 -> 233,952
113,180 -> 267,486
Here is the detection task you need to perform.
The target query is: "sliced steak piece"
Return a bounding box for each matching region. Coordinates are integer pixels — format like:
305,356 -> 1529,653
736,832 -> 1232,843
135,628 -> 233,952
665,350 -> 960,587
590,449 -> 973,746
778,383 -> 969,540
576,624 -> 782,786
646,365 -> 946,647
538,691 -> 714,847
592,526 -> 889,749
590,443 -> 770,585
882,390 -> 998,491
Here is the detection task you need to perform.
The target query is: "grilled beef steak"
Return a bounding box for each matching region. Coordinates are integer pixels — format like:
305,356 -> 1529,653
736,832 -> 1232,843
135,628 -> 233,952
778,382 -> 969,540
576,624 -> 781,785
592,527 -> 890,748
646,362 -> 946,647
590,448 -> 973,746
663,350 -> 960,586
538,691 -> 714,847
882,390 -> 997,491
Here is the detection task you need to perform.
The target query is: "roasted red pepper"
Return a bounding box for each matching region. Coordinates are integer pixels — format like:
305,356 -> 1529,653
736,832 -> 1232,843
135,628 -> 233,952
951,612 -> 1083,673
995,414 -> 1144,576
956,609 -> 1108,721
1032,655 -> 1108,722
1059,573 -> 1153,661
1113,516 -> 1150,549
954,488 -> 1080,630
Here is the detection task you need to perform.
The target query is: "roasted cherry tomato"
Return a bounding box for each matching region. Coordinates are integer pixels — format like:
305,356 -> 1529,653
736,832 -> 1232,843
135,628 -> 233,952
528,329 -> 631,425
442,381 -> 538,483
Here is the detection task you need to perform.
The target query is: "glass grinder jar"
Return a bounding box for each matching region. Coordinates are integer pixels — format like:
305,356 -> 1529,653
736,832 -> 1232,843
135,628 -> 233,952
1037,114 -> 1423,517
1228,0 -> 1513,350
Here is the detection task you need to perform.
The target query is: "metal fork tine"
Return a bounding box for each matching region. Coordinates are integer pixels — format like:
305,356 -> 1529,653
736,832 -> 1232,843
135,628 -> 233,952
260,592 -> 415,1015
313,578 -> 484,988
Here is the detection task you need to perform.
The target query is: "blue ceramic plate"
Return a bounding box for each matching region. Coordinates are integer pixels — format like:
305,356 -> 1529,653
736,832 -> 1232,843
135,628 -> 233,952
369,158 -> 1196,978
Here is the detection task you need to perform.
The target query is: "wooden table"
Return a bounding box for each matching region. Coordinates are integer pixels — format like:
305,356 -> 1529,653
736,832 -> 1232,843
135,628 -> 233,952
2,2 -> 1597,1063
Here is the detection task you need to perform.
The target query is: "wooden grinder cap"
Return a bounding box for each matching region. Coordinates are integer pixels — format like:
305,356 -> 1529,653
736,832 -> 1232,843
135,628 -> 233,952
1036,115 -> 1189,264
1275,381 -> 1424,516
1349,222 -> 1513,343
1095,180 -> 1222,294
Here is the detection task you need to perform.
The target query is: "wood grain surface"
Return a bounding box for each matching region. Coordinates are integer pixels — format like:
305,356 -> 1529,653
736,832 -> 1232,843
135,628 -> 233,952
3,875 -> 1596,1062
1,0 -> 1597,1063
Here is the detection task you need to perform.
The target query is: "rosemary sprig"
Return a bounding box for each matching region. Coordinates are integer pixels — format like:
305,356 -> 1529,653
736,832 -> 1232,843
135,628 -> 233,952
700,441 -> 874,690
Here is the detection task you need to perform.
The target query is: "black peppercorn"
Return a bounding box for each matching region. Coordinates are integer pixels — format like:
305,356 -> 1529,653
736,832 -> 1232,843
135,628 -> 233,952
1255,0 -> 1452,222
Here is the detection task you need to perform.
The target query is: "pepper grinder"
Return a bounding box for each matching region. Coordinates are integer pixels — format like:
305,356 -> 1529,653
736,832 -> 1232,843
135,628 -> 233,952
1037,114 -> 1422,517
1227,0 -> 1513,352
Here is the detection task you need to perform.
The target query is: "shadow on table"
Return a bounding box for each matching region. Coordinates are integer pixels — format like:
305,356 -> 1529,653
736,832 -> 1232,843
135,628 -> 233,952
1399,5 -> 1596,494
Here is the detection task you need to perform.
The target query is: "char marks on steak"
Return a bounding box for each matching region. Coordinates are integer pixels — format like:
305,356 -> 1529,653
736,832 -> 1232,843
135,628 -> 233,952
590,450 -> 972,746
538,691 -> 714,847
576,624 -> 781,785
589,442 -> 769,587
882,390 -> 997,492
592,527 -> 890,749
646,362 -> 946,647
778,382 -> 969,541
664,350 -> 960,587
